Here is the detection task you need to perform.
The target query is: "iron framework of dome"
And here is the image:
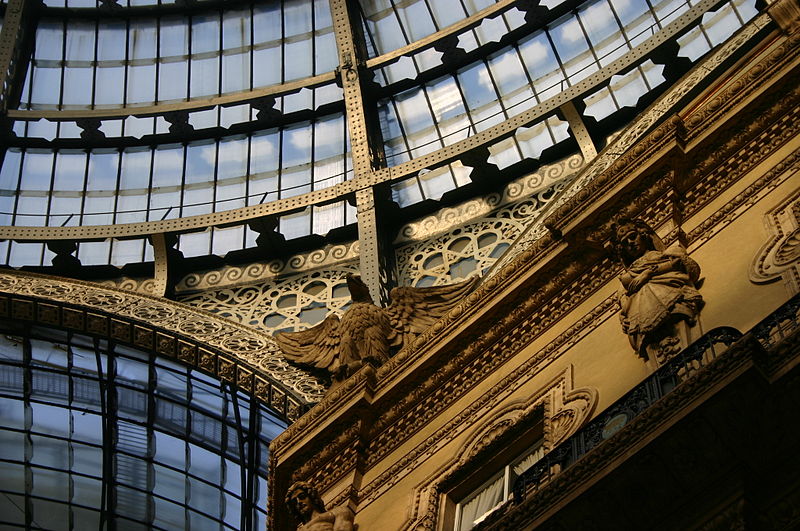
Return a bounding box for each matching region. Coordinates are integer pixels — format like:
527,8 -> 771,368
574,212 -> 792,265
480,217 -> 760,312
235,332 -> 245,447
0,0 -> 766,529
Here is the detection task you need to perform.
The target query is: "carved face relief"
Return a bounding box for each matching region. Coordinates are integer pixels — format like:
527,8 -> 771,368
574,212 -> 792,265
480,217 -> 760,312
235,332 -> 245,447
616,224 -> 651,262
289,489 -> 315,522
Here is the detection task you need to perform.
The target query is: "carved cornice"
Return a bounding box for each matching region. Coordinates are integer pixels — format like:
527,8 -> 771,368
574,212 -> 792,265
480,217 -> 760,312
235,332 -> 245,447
0,270 -> 325,414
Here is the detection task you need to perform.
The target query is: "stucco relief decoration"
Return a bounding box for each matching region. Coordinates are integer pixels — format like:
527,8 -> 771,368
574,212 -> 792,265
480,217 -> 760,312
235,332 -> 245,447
274,273 -> 479,390
611,219 -> 704,366
403,367 -> 597,530
750,189 -> 800,293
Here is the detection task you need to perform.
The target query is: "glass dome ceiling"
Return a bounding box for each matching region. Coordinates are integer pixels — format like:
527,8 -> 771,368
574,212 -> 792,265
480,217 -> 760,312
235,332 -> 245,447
0,0 -> 759,270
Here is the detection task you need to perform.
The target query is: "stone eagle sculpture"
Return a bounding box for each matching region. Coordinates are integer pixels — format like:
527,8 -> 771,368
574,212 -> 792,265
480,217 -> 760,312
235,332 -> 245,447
274,273 -> 479,387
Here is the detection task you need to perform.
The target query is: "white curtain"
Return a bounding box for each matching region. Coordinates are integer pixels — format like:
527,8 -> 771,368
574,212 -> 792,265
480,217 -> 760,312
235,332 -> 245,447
458,475 -> 505,531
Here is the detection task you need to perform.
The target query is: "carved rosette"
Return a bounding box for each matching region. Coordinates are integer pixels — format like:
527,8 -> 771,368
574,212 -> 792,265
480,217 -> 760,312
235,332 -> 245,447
750,188 -> 800,293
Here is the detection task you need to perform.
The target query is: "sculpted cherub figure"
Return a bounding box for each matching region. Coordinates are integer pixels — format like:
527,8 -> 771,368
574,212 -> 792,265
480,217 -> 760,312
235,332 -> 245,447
275,273 -> 479,388
285,481 -> 354,531
612,219 -> 703,364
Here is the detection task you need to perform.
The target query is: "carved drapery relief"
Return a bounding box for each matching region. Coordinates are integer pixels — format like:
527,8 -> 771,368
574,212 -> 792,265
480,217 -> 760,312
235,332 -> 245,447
0,270 -> 326,404
750,187 -> 800,293
395,160 -> 578,288
403,366 -> 597,530
612,219 -> 704,366
178,264 -> 359,336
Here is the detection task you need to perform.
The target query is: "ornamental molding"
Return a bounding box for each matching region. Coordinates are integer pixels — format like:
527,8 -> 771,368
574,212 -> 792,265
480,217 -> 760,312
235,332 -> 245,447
0,270 -> 326,412
357,303 -> 613,510
401,366 -> 597,530
270,25 -> 798,527
750,184 -> 800,293
176,242 -> 360,294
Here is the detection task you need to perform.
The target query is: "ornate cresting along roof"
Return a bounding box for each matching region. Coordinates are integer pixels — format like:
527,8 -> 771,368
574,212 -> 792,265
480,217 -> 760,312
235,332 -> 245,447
0,269 -> 326,420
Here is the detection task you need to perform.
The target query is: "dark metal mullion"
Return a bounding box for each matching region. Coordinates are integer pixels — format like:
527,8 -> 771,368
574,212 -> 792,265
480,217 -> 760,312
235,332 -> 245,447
245,397 -> 260,531
605,0 -> 635,51
73,151 -> 91,262
510,40 -> 542,106
386,96 -> 416,174
67,341 -> 76,530
122,19 -> 131,113
182,366 -> 191,525
209,140 -> 221,252
478,58 -> 525,160
144,348 -> 157,527
144,148 -> 156,261
58,19 -> 67,110
109,149 -> 124,259
186,14 -> 193,101
91,19 -> 99,109
387,0 -> 414,47
645,0 -> 665,30
42,149 -> 59,264
356,1 -> 380,57
281,0 -> 286,85
154,17 -> 162,104
450,64 -> 481,138
6,147 -> 25,264
216,8 -> 223,99
728,0 -> 747,26
249,3 -> 255,92
22,334 -> 33,530
227,385 -> 250,531
93,333 -> 116,531
420,0 -> 441,32
310,120 -> 317,235
417,83 -> 448,160
178,144 -> 188,221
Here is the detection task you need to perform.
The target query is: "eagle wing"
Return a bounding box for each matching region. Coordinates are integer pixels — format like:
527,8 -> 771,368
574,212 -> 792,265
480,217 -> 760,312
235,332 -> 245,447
274,314 -> 342,373
385,276 -> 480,349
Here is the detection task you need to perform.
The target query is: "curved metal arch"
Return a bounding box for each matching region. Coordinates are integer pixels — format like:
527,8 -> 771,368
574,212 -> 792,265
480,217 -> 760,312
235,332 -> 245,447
0,0 -> 747,243
0,269 -> 326,418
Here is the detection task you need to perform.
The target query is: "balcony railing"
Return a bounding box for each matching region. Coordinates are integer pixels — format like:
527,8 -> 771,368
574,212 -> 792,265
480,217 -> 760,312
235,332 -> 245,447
510,292 -> 800,508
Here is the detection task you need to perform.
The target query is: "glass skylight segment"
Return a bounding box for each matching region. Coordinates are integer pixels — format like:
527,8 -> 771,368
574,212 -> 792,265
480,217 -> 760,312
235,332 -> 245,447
579,0 -> 630,67
457,62 -> 504,132
550,15 -> 598,85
